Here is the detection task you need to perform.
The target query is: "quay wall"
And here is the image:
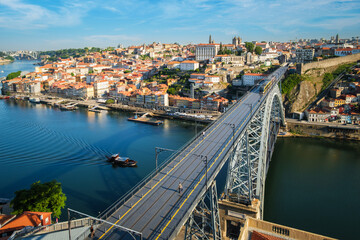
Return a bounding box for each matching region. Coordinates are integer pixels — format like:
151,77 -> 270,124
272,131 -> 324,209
286,120 -> 360,140
297,53 -> 360,75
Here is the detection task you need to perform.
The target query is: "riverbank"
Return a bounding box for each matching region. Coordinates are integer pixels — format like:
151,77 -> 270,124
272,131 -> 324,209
282,118 -> 360,141
1,94 -> 217,124
0,59 -> 13,65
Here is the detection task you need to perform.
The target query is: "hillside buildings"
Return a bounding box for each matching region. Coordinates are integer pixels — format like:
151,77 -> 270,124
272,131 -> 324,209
295,48 -> 315,63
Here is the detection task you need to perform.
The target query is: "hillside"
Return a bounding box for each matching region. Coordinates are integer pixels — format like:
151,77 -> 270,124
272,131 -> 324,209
283,63 -> 356,115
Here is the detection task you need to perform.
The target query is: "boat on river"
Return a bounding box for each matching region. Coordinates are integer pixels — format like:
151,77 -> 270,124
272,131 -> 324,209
29,97 -> 40,103
128,112 -> 163,126
106,154 -> 137,167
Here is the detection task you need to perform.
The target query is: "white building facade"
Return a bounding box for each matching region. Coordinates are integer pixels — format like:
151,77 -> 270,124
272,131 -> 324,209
242,73 -> 267,86
94,80 -> 109,98
195,44 -> 220,61
296,49 -> 315,63
180,60 -> 199,71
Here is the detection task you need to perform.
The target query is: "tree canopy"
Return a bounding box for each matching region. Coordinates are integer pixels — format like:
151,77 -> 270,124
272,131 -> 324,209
11,180 -> 66,218
6,71 -> 21,80
218,48 -> 232,55
40,47 -> 102,61
245,42 -> 255,53
5,56 -> 14,61
281,73 -> 306,96
254,46 -> 263,55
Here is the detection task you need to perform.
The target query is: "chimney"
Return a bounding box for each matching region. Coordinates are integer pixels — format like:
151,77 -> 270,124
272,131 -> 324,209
39,214 -> 44,226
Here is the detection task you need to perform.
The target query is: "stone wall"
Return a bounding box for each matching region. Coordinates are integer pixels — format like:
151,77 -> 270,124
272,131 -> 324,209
286,120 -> 360,140
298,53 -> 360,75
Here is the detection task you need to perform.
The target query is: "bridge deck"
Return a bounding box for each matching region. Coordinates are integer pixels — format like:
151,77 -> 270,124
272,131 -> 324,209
93,66 -> 288,240
93,89 -> 264,240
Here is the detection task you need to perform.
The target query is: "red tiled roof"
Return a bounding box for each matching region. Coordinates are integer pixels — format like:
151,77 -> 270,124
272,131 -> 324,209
244,73 -> 267,76
0,211 -> 51,234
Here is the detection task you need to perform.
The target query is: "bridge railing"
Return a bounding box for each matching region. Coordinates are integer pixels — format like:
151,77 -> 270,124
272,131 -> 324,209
98,93 -> 246,221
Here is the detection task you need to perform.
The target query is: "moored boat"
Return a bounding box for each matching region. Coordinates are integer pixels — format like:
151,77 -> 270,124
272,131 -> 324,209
29,97 -> 40,103
106,154 -> 137,167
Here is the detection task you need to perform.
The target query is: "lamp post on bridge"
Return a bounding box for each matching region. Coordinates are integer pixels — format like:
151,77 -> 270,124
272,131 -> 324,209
245,103 -> 253,116
155,147 -> 175,172
201,155 -> 208,190
193,154 -> 208,189
224,123 -> 236,197
224,123 -> 236,152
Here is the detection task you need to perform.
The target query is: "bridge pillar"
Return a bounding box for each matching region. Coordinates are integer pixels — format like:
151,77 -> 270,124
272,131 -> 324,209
184,181 -> 221,240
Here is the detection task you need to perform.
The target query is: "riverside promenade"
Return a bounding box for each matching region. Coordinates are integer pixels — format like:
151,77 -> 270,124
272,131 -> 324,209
284,118 -> 360,140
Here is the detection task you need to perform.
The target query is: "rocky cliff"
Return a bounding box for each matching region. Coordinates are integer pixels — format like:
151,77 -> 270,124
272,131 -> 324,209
283,65 -> 340,115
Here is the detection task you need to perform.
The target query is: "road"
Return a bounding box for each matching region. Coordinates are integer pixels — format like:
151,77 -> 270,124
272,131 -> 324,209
92,87 -> 266,240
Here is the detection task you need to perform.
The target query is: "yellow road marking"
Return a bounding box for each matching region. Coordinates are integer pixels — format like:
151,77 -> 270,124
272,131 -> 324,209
99,94 -> 252,239
154,102 -> 255,240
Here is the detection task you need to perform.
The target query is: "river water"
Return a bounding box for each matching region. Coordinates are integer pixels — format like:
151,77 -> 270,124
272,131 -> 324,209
0,60 -> 358,239
0,59 -> 40,79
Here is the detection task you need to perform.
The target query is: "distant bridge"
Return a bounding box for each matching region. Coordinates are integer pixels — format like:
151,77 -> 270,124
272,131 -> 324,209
10,51 -> 39,60
79,65 -> 288,240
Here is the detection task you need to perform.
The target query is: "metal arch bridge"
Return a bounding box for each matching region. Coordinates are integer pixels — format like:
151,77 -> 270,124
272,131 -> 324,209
90,66 -> 288,240
10,51 -> 39,60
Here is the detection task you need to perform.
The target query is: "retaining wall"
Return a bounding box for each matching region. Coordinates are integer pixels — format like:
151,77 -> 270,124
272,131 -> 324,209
297,53 -> 360,75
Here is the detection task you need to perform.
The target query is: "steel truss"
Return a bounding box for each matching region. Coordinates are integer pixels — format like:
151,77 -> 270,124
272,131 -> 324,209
184,181 -> 221,240
225,85 -> 285,218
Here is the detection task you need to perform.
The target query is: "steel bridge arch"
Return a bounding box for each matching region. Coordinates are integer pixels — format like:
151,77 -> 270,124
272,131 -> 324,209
225,84 -> 285,218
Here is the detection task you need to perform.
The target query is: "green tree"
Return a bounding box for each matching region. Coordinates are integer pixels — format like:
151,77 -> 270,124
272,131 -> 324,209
5,56 -> 14,61
254,46 -> 263,55
245,42 -> 255,53
11,180 -> 66,218
235,49 -> 243,56
106,99 -> 115,104
167,87 -> 177,95
6,71 -> 21,80
321,73 -> 334,91
281,73 -> 304,95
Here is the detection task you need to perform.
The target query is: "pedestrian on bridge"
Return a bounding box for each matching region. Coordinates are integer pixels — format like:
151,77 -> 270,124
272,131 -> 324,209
90,225 -> 94,238
178,182 -> 183,193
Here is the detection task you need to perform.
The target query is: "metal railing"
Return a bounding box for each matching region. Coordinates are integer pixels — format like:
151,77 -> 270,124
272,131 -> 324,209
9,218 -> 93,239
68,208 -> 142,240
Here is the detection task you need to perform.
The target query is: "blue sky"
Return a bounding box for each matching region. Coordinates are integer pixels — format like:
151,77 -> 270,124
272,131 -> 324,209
0,0 -> 359,51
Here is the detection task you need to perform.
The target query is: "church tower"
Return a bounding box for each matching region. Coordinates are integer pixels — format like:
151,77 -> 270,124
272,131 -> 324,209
209,35 -> 213,44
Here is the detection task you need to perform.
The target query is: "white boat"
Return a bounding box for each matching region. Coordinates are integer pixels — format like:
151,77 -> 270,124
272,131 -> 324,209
29,97 -> 40,103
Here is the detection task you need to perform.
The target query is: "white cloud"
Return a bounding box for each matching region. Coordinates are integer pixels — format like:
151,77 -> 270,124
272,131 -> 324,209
0,0 -> 92,29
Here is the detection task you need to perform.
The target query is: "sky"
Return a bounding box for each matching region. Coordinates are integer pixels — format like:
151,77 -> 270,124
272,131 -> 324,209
0,0 -> 359,51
